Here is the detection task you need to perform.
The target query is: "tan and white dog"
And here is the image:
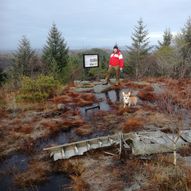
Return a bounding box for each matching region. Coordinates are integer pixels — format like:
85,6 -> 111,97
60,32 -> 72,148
122,91 -> 138,108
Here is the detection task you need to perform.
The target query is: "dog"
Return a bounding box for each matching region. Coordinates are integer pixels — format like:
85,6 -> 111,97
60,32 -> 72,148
122,91 -> 138,108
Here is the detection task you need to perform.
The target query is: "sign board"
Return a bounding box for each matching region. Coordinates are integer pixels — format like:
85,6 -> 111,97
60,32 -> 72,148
83,54 -> 99,68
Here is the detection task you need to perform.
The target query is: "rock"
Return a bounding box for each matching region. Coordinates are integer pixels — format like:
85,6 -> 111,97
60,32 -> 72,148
74,80 -> 91,86
93,84 -> 112,93
152,83 -> 166,94
75,87 -> 94,92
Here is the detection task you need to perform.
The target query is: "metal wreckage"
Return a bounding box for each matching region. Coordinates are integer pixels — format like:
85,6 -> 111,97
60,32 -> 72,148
44,130 -> 191,161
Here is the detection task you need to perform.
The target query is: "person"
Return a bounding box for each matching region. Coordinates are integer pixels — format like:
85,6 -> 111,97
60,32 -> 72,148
103,45 -> 124,85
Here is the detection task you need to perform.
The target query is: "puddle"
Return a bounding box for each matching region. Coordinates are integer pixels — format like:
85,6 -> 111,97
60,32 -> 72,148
80,89 -> 126,114
0,153 -> 28,172
0,153 -> 71,191
0,172 -> 70,191
0,154 -> 29,191
35,173 -> 71,191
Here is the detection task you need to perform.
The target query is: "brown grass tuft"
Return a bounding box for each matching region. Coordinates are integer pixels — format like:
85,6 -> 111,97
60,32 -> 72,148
178,144 -> 191,157
142,154 -> 191,190
76,99 -> 94,107
122,117 -> 144,133
18,137 -> 36,154
143,85 -> 154,92
14,124 -> 33,134
94,110 -> 108,117
79,93 -> 96,102
52,95 -> 73,104
54,160 -> 85,176
117,106 -> 138,115
41,116 -> 85,138
137,90 -> 156,101
9,118 -> 22,126
52,91 -> 96,107
146,165 -> 191,191
74,124 -> 93,136
163,78 -> 191,109
0,109 -> 8,119
125,82 -> 148,89
68,91 -> 80,98
70,117 -> 85,127
70,175 -> 90,191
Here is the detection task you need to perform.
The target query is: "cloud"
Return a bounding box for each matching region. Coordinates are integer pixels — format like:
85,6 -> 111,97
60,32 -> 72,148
0,0 -> 190,50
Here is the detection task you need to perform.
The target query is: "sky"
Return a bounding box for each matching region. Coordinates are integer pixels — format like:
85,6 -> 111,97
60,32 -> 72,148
0,0 -> 191,51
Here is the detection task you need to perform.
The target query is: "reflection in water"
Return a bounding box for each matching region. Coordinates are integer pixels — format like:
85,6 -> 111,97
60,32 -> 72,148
105,89 -> 121,105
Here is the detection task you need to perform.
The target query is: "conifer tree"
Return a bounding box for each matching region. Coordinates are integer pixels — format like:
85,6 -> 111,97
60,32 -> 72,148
13,36 -> 35,76
181,17 -> 191,60
158,29 -> 173,48
127,18 -> 152,78
42,24 -> 68,78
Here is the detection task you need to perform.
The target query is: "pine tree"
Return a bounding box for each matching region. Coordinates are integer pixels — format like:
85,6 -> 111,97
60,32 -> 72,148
158,29 -> 173,48
13,36 -> 35,76
181,17 -> 191,60
42,24 -> 69,78
127,18 -> 152,78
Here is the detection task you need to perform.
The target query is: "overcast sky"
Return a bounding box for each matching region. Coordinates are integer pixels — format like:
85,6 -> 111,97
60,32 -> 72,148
0,0 -> 191,50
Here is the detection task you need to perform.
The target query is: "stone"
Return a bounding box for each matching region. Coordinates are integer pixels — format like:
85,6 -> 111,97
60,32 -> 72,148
74,87 -> 94,92
93,84 -> 112,93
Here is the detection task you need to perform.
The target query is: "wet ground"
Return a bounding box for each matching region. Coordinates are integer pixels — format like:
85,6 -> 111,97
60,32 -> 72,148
0,89 -> 122,191
0,78 -> 191,191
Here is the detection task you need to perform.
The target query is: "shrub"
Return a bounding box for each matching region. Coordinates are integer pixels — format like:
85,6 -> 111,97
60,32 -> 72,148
17,75 -> 61,102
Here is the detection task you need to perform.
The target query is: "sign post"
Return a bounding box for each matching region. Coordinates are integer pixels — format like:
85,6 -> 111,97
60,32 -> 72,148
82,54 -> 100,111
83,54 -> 99,69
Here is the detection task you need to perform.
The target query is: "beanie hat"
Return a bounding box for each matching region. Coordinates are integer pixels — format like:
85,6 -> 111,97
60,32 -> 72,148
113,45 -> 118,49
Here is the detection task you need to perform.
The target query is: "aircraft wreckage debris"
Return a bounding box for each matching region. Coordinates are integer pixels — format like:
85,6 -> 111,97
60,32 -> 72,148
44,130 -> 191,161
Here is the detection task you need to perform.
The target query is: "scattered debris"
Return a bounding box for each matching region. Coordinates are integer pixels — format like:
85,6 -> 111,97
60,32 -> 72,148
44,130 -> 191,161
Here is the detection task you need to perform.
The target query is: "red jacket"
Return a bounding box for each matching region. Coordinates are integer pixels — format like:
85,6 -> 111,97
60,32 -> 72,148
109,50 -> 124,68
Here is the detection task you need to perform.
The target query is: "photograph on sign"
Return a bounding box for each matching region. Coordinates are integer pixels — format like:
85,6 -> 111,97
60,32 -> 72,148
83,54 -> 99,68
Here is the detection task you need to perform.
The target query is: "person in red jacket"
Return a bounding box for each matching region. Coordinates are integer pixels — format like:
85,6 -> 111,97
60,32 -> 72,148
103,45 -> 124,85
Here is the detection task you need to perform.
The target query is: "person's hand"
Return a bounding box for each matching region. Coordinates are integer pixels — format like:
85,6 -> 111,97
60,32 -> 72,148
120,68 -> 123,72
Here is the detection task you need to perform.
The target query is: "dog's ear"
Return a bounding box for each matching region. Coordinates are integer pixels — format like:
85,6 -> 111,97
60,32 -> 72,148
128,92 -> 131,96
122,92 -> 125,96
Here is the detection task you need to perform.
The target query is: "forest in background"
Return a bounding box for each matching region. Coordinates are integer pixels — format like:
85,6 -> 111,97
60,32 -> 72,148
0,17 -> 191,95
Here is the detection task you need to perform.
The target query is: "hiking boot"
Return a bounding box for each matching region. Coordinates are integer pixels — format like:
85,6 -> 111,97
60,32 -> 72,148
102,81 -> 108,85
102,79 -> 110,85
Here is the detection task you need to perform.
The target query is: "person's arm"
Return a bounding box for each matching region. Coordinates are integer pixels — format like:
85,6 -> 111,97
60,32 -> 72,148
119,53 -> 124,70
109,54 -> 113,67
